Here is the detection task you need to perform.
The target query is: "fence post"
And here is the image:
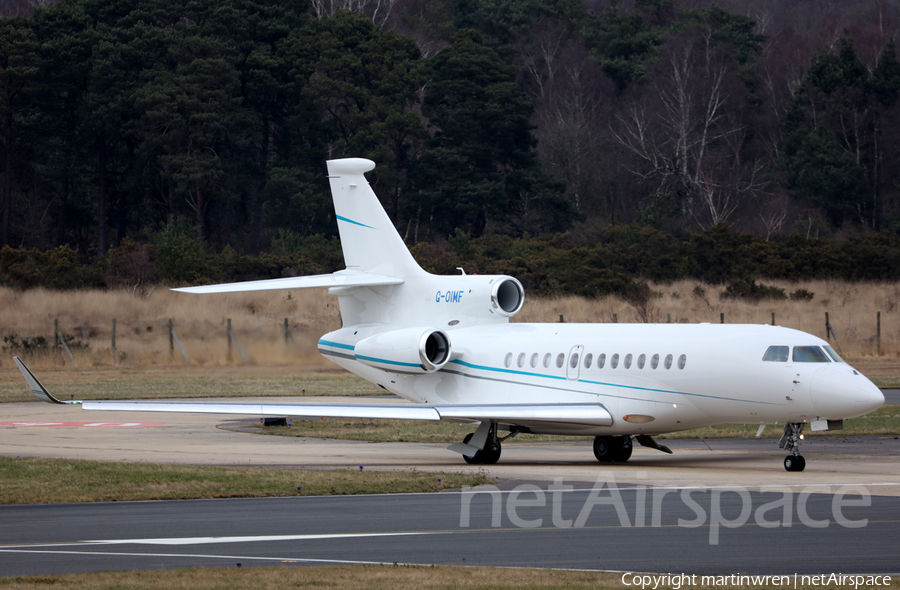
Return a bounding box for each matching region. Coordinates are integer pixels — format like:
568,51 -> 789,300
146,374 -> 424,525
720,313 -> 724,324
227,318 -> 233,363
53,319 -> 59,361
825,312 -> 830,341
771,312 -> 775,326
667,313 -> 671,323
613,313 -> 617,324
877,311 -> 882,356
169,319 -> 174,361
112,319 -> 117,363
284,318 -> 289,346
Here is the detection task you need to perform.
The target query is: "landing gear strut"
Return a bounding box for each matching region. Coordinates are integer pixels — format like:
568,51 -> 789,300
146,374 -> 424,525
593,435 -> 633,463
779,423 -> 806,472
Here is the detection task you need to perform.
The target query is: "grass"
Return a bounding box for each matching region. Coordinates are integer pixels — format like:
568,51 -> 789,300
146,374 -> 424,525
0,456 -> 492,505
0,365 -> 382,403
0,566 -> 897,589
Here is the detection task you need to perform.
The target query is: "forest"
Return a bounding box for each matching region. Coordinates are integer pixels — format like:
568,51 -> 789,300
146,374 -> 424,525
4,0 -> 900,292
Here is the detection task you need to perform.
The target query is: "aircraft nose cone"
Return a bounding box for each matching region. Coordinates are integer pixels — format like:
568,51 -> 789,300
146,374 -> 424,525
810,368 -> 884,418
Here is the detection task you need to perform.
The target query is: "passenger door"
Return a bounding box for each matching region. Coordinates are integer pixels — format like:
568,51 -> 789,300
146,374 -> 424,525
566,345 -> 584,381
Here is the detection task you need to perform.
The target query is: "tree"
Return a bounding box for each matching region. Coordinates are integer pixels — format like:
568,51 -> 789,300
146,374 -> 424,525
781,38 -> 898,227
612,14 -> 767,230
0,17 -> 39,247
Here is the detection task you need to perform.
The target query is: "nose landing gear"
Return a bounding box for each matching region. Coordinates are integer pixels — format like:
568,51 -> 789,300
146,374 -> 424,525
779,423 -> 806,472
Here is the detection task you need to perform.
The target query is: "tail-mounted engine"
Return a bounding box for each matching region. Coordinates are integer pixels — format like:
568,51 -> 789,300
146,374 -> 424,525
354,327 -> 452,374
489,276 -> 525,317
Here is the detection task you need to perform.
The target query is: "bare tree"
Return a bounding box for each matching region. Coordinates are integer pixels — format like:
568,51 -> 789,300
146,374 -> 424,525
612,33 -> 767,228
310,0 -> 398,28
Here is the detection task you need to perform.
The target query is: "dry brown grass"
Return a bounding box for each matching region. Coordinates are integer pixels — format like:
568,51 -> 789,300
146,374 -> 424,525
3,279 -> 900,369
0,286 -> 340,369
1,566 -> 897,589
0,566 -> 615,589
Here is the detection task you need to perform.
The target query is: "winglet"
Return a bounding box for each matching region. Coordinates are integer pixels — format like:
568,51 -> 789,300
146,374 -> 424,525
12,356 -> 78,405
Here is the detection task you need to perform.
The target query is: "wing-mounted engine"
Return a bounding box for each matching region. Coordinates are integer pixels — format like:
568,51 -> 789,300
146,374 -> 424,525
354,327 -> 452,374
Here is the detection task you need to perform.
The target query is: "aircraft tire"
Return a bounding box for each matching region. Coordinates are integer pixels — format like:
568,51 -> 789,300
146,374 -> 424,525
616,436 -> 633,462
593,436 -> 632,463
593,436 -> 612,462
784,455 -> 806,472
462,433 -> 483,464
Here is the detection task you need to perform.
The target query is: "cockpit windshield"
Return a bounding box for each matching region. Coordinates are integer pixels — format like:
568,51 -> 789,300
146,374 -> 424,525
792,345 -> 831,362
823,344 -> 844,363
762,346 -> 789,362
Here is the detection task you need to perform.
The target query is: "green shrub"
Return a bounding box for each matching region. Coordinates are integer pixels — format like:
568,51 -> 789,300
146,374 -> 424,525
720,278 -> 787,301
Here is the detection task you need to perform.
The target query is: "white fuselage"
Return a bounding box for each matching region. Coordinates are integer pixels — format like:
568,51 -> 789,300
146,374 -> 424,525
320,322 -> 885,436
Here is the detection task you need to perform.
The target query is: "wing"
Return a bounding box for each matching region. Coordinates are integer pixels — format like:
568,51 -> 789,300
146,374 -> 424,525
171,269 -> 402,295
13,357 -> 612,426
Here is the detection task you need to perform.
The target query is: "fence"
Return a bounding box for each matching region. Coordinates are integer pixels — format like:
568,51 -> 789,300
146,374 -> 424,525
3,310 -> 892,369
3,316 -> 340,368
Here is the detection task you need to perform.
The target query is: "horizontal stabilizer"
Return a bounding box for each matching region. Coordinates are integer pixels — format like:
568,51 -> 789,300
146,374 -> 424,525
172,270 -> 402,295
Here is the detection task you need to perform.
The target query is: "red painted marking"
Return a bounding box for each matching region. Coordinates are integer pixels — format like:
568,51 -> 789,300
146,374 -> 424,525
0,422 -> 165,428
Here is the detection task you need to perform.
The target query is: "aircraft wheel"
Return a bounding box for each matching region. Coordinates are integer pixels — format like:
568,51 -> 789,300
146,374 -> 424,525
616,436 -> 633,462
480,441 -> 501,465
593,436 -> 615,462
784,455 -> 806,472
462,433 -> 483,465
594,436 -> 632,463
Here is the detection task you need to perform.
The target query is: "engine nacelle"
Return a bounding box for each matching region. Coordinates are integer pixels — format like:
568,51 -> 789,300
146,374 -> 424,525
354,327 -> 452,374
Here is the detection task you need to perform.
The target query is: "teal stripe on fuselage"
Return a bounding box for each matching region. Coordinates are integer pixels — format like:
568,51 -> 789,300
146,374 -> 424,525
449,359 -> 780,406
354,354 -> 421,368
318,339 -> 355,351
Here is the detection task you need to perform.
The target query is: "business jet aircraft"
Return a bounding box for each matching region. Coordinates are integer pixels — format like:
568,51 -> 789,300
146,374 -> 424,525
15,158 -> 885,471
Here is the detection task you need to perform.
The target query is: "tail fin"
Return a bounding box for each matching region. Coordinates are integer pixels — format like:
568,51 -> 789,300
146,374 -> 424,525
327,158 -> 424,279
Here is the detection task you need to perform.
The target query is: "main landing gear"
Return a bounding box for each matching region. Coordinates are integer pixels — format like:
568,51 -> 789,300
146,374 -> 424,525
458,422 -> 522,465
779,423 -> 806,472
462,431 -> 501,465
592,435 -> 633,462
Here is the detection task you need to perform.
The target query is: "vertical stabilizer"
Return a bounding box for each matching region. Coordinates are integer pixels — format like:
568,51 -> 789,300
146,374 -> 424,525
327,158 -> 424,279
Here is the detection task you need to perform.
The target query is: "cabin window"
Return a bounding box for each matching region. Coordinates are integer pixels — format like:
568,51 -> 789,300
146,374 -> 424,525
678,354 -> 687,370
504,353 -> 512,368
517,353 -> 526,368
543,353 -> 552,368
824,345 -> 844,363
624,353 -> 633,369
650,354 -> 659,369
611,353 -> 620,369
598,353 -> 606,369
570,353 -> 580,369
664,354 -> 673,369
584,353 -> 593,369
556,353 -> 565,368
637,354 -> 646,369
762,346 -> 789,362
793,345 -> 831,363
530,353 -> 539,368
